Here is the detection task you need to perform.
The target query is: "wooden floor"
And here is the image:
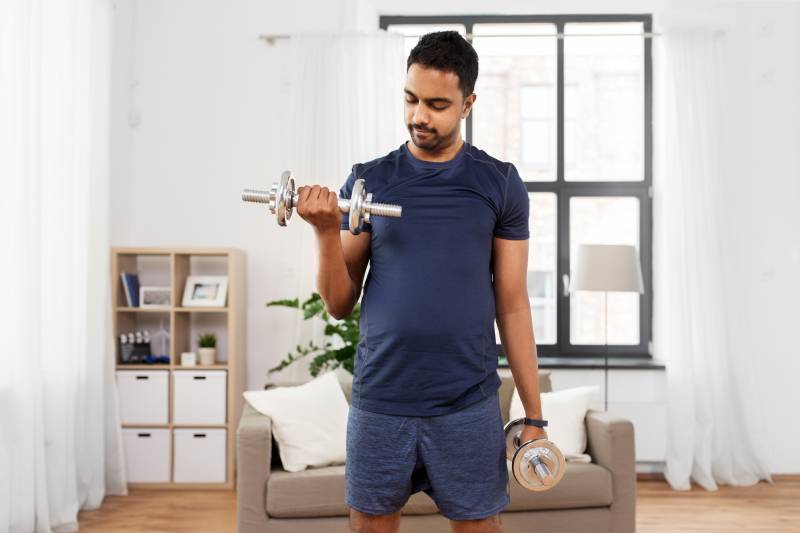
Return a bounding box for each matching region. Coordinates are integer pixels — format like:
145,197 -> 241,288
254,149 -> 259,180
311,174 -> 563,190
78,478 -> 800,532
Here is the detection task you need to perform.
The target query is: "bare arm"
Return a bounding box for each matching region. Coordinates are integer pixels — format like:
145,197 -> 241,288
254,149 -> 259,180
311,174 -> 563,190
316,228 -> 370,319
295,184 -> 371,320
492,237 -> 544,420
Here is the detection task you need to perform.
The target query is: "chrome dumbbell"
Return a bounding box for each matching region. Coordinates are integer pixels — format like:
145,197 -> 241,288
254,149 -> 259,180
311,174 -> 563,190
241,170 -> 402,235
504,418 -> 567,492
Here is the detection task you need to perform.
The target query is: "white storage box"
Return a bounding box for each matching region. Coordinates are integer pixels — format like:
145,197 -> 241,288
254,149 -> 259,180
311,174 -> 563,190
116,370 -> 169,425
122,428 -> 170,482
172,370 -> 227,425
173,428 -> 227,483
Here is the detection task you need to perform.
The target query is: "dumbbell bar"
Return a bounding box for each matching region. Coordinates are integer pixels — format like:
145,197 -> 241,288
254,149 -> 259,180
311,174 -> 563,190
503,418 -> 567,492
242,170 -> 402,235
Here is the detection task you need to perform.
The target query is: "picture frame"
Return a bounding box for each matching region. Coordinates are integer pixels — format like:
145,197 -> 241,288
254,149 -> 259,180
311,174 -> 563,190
182,275 -> 228,308
139,286 -> 171,309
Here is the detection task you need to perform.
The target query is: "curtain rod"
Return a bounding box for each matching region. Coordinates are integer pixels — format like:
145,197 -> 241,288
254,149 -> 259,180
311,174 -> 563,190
259,31 -> 661,45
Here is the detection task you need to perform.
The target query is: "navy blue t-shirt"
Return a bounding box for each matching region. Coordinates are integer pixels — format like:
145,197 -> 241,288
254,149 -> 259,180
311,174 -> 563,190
338,140 -> 530,416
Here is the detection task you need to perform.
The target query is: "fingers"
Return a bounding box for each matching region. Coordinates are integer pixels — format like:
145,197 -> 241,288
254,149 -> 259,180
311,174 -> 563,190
295,185 -> 338,218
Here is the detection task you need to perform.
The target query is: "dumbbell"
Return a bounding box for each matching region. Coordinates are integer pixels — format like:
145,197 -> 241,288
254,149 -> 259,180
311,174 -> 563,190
503,418 -> 567,492
241,170 -> 402,235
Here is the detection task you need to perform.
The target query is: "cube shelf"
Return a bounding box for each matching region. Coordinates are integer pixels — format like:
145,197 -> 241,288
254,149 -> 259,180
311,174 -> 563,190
111,247 -> 246,489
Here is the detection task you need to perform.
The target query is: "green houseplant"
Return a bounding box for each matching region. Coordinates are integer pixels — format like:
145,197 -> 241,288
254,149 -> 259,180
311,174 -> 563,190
197,332 -> 217,365
266,292 -> 360,377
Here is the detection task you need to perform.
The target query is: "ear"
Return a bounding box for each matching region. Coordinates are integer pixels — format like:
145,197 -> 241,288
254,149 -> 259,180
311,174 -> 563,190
461,93 -> 477,119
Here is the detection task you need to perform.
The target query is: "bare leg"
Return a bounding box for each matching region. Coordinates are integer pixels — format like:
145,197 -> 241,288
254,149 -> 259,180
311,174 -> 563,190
349,508 -> 402,533
450,513 -> 503,533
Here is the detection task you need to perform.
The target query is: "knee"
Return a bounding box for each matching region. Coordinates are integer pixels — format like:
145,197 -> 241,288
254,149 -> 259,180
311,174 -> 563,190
349,508 -> 402,533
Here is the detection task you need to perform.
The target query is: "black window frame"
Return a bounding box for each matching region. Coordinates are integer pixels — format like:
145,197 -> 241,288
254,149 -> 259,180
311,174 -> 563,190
379,14 -> 654,361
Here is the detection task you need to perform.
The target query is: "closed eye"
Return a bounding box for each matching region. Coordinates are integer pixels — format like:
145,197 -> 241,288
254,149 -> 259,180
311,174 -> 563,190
405,97 -> 448,111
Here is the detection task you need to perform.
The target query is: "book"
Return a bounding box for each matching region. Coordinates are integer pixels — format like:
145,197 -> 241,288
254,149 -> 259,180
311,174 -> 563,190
120,272 -> 140,307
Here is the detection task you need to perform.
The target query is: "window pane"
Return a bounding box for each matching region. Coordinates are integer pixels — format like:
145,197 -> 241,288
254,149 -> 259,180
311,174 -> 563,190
495,192 -> 557,349
564,22 -> 644,181
472,24 -> 557,181
388,24 -> 468,140
569,196 -> 640,345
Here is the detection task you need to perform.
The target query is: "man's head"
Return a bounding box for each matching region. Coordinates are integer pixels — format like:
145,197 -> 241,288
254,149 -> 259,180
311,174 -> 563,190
405,31 -> 478,151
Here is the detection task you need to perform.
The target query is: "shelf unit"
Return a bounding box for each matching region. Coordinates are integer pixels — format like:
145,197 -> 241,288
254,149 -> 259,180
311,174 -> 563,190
111,247 -> 246,489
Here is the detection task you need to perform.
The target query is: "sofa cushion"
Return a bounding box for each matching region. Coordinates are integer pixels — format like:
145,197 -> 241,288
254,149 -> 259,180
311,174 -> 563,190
265,461 -> 613,518
244,371 -> 348,472
509,385 -> 598,461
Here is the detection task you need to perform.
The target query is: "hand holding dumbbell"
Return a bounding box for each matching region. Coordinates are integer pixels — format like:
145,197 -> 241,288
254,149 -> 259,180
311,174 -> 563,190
293,184 -> 342,235
504,418 -> 567,492
242,170 -> 402,235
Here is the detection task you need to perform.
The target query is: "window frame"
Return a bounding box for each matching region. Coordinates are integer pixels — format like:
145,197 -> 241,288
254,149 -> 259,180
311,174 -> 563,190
379,14 -> 654,360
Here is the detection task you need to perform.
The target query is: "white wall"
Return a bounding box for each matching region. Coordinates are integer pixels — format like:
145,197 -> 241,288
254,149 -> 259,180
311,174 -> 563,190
110,0 -> 799,473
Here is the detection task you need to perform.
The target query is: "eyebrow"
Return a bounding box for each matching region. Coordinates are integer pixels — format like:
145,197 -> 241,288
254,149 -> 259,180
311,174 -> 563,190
404,89 -> 453,105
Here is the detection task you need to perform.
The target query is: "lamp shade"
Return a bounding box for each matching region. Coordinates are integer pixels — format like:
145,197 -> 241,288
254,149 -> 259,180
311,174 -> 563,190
569,244 -> 644,293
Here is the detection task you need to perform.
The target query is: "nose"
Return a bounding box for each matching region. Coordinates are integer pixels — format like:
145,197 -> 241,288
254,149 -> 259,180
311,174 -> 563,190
412,104 -> 429,128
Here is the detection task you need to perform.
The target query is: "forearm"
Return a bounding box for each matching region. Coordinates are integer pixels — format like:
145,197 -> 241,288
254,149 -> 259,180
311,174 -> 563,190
315,229 -> 356,318
496,305 -> 543,418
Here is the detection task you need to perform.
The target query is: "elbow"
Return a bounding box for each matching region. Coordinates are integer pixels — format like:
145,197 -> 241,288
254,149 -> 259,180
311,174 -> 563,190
325,302 -> 349,321
322,300 -> 340,320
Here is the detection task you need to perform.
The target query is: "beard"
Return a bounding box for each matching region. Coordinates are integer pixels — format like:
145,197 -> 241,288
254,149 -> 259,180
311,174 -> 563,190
408,124 -> 451,151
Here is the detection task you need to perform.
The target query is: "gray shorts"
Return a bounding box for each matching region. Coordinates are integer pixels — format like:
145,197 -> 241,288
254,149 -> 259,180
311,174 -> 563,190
344,392 -> 510,521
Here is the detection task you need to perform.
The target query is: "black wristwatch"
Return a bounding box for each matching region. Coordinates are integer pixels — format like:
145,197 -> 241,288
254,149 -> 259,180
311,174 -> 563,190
523,417 -> 548,428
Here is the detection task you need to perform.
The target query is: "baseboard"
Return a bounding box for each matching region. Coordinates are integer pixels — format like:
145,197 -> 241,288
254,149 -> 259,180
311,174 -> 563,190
636,472 -> 800,482
636,472 -> 665,481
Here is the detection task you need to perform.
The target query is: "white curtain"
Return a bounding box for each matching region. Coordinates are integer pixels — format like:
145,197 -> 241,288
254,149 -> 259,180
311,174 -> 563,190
279,31 -> 407,383
0,1 -> 127,532
653,28 -> 774,491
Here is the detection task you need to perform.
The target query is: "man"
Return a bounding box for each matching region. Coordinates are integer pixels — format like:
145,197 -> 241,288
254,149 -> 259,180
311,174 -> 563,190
296,31 -> 548,533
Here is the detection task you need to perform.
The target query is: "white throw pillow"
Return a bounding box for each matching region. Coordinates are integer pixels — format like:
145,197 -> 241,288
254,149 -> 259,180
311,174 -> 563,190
509,385 -> 599,463
243,370 -> 349,472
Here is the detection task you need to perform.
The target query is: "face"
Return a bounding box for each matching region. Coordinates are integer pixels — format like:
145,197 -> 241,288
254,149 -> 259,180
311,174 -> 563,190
404,63 -> 476,151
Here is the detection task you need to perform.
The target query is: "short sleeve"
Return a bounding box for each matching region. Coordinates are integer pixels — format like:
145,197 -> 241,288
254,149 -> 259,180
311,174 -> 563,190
493,163 -> 530,240
338,165 -> 371,233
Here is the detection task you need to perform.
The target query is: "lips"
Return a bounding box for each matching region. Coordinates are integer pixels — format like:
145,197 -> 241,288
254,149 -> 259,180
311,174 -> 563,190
414,129 -> 431,136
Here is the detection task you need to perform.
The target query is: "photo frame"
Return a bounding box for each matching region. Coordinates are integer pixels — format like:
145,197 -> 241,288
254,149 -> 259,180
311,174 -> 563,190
182,275 -> 228,308
139,286 -> 171,309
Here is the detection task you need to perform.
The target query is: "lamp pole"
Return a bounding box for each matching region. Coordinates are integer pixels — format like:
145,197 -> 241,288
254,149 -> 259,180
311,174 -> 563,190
604,291 -> 609,412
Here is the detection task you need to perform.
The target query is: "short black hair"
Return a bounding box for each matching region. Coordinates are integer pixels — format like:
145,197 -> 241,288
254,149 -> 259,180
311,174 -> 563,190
407,31 -> 478,99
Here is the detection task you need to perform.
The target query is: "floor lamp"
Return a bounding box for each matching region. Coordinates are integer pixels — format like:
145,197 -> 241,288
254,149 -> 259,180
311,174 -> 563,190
569,244 -> 645,412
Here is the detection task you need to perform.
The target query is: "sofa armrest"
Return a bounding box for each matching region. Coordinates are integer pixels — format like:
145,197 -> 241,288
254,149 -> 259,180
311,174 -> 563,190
585,409 -> 636,533
237,402 -> 272,533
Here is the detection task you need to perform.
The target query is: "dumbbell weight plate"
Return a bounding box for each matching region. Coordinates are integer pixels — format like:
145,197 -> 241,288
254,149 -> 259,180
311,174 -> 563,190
274,170 -> 294,227
348,179 -> 366,234
504,418 -> 529,460
511,438 -> 566,492
504,417 -> 567,492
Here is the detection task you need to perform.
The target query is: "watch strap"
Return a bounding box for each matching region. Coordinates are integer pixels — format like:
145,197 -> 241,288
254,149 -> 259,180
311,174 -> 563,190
523,417 -> 548,428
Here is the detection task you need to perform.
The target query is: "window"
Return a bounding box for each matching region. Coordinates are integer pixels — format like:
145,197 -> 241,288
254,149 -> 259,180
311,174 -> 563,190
381,15 -> 653,361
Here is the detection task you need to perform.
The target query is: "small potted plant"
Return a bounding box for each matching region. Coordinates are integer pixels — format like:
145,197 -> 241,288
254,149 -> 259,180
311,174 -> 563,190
197,332 -> 217,365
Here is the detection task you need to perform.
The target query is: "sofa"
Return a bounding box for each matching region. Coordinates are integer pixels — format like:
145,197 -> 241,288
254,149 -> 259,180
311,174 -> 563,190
236,368 -> 636,533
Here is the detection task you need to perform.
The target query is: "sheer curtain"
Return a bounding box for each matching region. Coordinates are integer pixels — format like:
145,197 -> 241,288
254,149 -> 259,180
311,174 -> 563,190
653,27 -> 774,491
279,30 -> 407,383
0,1 -> 127,532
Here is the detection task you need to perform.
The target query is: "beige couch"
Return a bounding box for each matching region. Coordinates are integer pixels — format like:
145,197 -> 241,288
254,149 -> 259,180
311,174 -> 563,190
236,369 -> 636,533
